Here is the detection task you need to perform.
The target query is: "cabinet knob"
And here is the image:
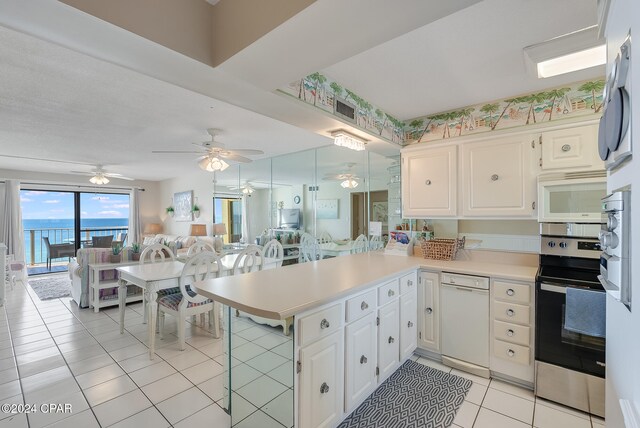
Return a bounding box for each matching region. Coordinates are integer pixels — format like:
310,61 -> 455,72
426,307 -> 433,314
507,349 -> 515,357
407,280 -> 413,286
320,319 -> 330,329
407,321 -> 414,328
360,355 -> 368,364
561,144 -> 572,152
425,179 -> 432,185
506,309 -> 515,317
360,301 -> 369,311
491,174 -> 499,181
388,336 -> 395,344
388,289 -> 395,297
506,288 -> 515,296
507,329 -> 515,337
320,382 -> 330,394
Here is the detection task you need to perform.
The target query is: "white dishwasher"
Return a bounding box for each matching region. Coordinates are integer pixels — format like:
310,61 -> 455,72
440,272 -> 490,373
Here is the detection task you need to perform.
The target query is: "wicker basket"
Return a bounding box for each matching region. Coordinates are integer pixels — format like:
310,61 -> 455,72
421,236 -> 466,261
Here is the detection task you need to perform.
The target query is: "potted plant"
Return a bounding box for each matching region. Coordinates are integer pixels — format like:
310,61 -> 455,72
192,204 -> 201,219
166,206 -> 175,217
131,243 -> 141,261
110,245 -> 122,263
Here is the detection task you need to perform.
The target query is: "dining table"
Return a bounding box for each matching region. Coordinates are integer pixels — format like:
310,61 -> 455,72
116,253 -> 276,359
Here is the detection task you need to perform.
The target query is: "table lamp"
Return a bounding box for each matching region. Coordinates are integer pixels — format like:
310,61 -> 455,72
212,223 -> 227,253
144,223 -> 163,236
189,224 -> 207,238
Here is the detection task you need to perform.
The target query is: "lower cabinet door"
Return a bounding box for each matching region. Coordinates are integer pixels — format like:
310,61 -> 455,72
299,330 -> 344,428
400,290 -> 418,360
345,312 -> 377,413
378,299 -> 400,382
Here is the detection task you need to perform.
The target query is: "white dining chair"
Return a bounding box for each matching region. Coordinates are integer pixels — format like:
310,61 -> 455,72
158,251 -> 222,350
187,241 -> 215,257
300,235 -> 323,262
369,235 -> 384,251
139,243 -> 177,326
352,234 -> 369,254
262,239 -> 284,270
318,230 -> 333,244
232,245 -> 265,275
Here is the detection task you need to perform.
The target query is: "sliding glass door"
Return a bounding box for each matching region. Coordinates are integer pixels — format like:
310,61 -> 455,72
213,197 -> 242,244
79,193 -> 129,247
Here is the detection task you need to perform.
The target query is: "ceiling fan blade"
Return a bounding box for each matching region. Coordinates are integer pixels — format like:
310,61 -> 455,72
152,150 -> 204,154
219,153 -> 252,163
228,149 -> 264,155
69,171 -> 94,176
0,154 -> 88,165
103,172 -> 123,177
109,176 -> 135,181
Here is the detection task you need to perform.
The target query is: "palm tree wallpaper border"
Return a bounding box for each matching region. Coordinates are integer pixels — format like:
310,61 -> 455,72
279,73 -> 406,145
405,79 -> 605,143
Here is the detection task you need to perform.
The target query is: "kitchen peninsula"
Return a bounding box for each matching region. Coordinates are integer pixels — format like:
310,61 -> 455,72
194,251 -> 537,428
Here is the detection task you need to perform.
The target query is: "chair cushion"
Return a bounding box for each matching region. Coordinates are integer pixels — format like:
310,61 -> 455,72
157,287 -> 181,297
157,291 -> 212,311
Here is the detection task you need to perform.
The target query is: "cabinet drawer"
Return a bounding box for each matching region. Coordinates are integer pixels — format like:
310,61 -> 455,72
494,301 -> 530,325
400,272 -> 418,295
346,290 -> 377,323
299,303 -> 342,346
378,279 -> 400,306
493,339 -> 530,366
494,281 -> 530,305
442,273 -> 489,290
493,320 -> 530,346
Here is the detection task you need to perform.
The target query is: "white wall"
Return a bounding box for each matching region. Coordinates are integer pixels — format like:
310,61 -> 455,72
306,182 -> 354,240
604,0 -> 640,425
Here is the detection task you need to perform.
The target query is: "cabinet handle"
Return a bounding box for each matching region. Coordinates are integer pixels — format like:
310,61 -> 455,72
426,307 -> 433,314
450,278 -> 456,284
320,382 -> 330,394
360,355 -> 368,364
562,144 -> 572,152
388,336 -> 395,344
320,319 -> 330,329
425,179 -> 432,185
491,174 -> 499,181
507,329 -> 515,337
532,201 -> 536,210
506,288 -> 515,296
506,309 -> 515,317
407,280 -> 413,286
388,289 -> 395,297
507,349 -> 515,357
360,301 -> 369,311
407,321 -> 414,328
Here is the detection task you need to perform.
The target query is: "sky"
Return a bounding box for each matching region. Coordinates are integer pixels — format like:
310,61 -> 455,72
20,190 -> 130,219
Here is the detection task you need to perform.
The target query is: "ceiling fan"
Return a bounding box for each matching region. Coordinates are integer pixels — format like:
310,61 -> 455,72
229,182 -> 256,195
323,163 -> 361,189
69,165 -> 134,184
152,128 -> 264,172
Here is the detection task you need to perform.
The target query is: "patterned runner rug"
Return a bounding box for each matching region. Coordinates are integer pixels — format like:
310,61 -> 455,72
28,276 -> 72,300
338,359 -> 472,428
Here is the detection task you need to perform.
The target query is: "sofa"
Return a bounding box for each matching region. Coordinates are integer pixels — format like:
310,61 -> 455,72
143,234 -> 215,257
69,247 -> 137,308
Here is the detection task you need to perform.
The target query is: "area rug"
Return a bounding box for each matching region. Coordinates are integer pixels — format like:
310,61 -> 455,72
338,360 -> 472,428
28,276 -> 72,300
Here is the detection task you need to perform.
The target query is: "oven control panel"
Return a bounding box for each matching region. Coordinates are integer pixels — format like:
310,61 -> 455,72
541,237 -> 601,259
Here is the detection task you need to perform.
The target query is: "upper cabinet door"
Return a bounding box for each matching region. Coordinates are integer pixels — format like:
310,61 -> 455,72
401,146 -> 457,217
539,124 -> 603,171
461,135 -> 536,217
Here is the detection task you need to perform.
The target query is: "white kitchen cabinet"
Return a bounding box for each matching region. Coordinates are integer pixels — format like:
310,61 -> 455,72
345,312 -> 377,413
377,300 -> 400,381
417,271 -> 440,352
461,135 -> 536,217
299,330 -> 344,428
399,290 -> 418,360
401,145 -> 457,217
538,124 -> 603,171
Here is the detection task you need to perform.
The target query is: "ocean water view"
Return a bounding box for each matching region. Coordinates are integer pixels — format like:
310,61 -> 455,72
23,218 -> 128,265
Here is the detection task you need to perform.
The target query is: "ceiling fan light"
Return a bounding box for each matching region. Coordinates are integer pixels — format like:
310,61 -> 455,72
199,156 -> 229,172
341,178 -> 359,189
241,186 -> 254,195
89,174 -> 109,185
331,130 -> 367,151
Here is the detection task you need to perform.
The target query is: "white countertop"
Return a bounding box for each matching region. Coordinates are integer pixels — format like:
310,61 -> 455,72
194,252 -> 537,320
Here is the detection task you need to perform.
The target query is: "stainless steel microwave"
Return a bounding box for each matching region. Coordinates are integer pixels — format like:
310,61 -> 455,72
538,173 -> 607,223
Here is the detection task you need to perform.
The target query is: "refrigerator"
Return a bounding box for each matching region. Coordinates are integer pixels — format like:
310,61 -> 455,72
603,0 -> 640,426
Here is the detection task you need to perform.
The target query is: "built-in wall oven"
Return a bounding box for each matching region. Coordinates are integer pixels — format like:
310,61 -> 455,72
535,223 -> 605,417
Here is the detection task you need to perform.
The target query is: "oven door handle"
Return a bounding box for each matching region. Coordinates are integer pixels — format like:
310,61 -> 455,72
540,283 -> 567,294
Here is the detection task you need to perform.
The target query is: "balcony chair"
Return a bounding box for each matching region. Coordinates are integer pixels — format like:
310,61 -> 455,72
92,235 -> 114,248
158,251 -> 222,350
42,237 -> 75,270
112,232 -> 127,248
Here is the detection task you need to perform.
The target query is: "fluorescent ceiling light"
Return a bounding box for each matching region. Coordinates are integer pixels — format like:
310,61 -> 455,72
537,45 -> 606,78
331,129 -> 367,151
523,26 -> 605,79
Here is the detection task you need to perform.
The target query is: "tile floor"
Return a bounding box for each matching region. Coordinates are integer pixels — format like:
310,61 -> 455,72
0,274 -> 606,428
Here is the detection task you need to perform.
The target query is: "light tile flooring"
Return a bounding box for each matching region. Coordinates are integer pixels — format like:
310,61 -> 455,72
0,274 -> 606,428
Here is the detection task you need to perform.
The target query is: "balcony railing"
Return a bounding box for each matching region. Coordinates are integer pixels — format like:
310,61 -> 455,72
25,227 -> 128,266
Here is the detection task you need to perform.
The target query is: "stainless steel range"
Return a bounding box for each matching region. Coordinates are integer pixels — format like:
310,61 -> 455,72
535,223 -> 605,417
